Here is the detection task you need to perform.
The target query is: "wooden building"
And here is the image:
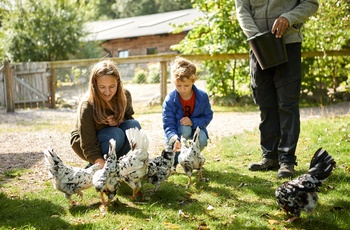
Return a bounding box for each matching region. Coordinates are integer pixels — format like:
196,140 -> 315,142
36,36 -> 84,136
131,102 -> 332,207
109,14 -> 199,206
85,8 -> 204,57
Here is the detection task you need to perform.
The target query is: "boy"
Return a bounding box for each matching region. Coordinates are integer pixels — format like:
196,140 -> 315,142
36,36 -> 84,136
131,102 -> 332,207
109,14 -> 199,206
162,57 -> 213,172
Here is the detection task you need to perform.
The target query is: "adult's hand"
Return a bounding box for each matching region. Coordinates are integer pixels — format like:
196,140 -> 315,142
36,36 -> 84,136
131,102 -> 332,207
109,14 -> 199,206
272,17 -> 289,38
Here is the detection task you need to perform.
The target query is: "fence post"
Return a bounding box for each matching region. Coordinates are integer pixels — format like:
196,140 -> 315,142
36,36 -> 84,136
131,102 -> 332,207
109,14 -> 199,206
49,67 -> 56,108
4,61 -> 15,112
160,61 -> 168,103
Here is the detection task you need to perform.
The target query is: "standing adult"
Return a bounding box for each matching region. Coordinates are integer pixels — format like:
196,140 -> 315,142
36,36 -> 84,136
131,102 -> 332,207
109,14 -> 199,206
235,0 -> 319,178
70,60 -> 141,168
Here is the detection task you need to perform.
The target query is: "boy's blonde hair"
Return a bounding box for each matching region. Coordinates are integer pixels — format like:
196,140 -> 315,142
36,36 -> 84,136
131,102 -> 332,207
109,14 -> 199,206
170,57 -> 198,83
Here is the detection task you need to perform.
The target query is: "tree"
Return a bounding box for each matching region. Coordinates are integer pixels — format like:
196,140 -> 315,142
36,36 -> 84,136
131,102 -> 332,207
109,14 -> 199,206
172,0 -> 350,104
300,0 -> 350,101
172,0 -> 249,102
0,0 -> 96,62
111,0 -> 192,18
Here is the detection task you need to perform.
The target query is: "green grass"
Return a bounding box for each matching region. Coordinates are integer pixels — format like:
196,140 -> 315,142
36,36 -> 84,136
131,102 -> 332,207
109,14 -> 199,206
1,115 -> 350,229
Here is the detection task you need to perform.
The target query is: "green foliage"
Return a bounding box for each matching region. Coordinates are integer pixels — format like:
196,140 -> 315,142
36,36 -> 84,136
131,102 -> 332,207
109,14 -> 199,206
70,41 -> 104,60
173,0 -> 350,104
133,68 -> 147,83
147,63 -> 161,83
0,0 -> 94,62
300,0 -> 350,102
111,0 -> 192,19
172,0 -> 249,99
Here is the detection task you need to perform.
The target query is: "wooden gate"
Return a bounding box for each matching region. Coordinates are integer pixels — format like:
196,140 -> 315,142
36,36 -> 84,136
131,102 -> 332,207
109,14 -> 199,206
0,62 -> 51,110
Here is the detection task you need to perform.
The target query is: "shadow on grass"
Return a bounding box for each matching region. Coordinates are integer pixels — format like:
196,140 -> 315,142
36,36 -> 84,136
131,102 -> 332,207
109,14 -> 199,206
140,165 -> 349,230
0,151 -> 43,185
0,192 -> 71,229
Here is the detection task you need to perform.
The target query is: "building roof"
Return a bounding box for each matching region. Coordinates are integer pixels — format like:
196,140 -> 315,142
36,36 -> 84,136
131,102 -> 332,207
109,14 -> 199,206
85,8 -> 203,41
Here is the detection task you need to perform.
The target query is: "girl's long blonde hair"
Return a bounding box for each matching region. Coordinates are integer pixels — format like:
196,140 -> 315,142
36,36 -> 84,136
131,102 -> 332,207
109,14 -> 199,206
87,60 -> 126,124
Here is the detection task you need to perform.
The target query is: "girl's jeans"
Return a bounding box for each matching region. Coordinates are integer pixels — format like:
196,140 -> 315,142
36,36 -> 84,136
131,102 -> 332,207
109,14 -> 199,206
97,119 -> 141,159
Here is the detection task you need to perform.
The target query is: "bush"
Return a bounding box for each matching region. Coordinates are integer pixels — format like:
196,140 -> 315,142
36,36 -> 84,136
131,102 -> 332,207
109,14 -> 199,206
133,68 -> 147,83
147,63 -> 160,83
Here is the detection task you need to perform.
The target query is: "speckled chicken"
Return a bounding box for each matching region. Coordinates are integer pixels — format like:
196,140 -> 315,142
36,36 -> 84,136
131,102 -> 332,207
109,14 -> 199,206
93,138 -> 120,209
43,148 -> 99,205
146,136 -> 177,193
118,127 -> 149,199
275,148 -> 336,222
178,126 -> 205,189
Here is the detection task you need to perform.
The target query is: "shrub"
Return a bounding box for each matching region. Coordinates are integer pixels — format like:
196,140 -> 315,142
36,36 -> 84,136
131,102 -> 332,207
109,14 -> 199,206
133,68 -> 147,83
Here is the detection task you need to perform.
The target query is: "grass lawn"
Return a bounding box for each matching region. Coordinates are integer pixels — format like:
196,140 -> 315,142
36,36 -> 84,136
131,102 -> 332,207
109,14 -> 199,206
0,114 -> 349,230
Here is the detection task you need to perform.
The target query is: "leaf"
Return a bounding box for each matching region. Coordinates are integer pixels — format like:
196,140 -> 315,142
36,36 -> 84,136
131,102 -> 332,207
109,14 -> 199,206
345,166 -> 350,173
268,219 -> 279,225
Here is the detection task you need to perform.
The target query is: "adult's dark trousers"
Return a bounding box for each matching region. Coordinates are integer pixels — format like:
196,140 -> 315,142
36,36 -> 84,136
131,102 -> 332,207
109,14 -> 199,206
250,42 -> 301,165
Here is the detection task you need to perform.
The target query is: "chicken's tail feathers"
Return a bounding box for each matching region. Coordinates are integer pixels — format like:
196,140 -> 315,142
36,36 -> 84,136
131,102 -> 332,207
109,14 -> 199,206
193,126 -> 201,144
308,148 -> 336,181
43,148 -> 64,177
125,127 -> 149,152
107,138 -> 117,159
43,148 -> 62,168
166,135 -> 178,152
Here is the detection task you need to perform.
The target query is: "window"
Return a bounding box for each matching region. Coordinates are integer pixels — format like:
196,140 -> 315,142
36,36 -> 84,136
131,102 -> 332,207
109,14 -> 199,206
118,50 -> 129,58
147,47 -> 158,55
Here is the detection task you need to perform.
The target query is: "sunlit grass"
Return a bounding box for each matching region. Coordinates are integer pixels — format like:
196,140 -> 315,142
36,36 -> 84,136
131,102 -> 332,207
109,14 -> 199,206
0,115 -> 349,229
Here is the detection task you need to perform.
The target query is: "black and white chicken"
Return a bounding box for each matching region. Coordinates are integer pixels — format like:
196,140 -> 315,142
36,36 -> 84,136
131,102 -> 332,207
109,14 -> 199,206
275,148 -> 336,222
93,138 -> 120,210
118,127 -> 149,199
178,126 -> 205,189
146,136 -> 177,193
43,148 -> 99,205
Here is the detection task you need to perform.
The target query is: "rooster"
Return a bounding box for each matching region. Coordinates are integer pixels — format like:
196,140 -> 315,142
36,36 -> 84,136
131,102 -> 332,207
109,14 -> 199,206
275,148 -> 336,222
93,138 -> 120,210
43,148 -> 99,205
178,126 -> 205,189
146,136 -> 177,193
118,127 -> 149,199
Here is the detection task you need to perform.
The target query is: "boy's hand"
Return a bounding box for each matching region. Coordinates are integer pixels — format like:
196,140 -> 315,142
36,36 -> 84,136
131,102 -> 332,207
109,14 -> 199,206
173,140 -> 181,152
180,117 -> 193,126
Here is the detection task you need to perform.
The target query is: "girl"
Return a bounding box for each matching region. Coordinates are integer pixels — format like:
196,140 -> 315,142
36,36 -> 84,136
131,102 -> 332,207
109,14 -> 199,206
70,60 -> 141,168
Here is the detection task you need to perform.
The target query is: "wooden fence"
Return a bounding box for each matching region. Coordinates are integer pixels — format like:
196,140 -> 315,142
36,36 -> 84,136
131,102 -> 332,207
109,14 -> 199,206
0,61 -> 51,112
1,50 -> 349,112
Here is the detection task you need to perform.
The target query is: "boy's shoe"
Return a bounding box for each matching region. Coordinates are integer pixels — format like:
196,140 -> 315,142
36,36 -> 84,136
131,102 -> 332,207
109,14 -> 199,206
277,163 -> 295,178
248,158 -> 279,171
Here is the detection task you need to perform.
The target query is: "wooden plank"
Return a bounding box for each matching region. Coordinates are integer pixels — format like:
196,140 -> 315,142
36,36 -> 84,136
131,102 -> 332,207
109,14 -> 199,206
0,67 -> 4,106
14,75 -> 47,100
49,67 -> 56,108
160,61 -> 167,102
4,61 -> 15,112
48,50 -> 350,69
